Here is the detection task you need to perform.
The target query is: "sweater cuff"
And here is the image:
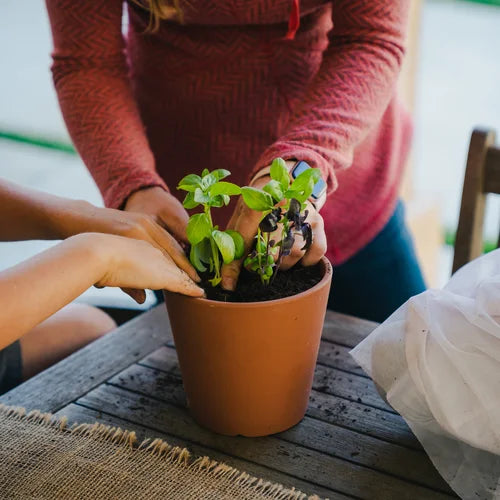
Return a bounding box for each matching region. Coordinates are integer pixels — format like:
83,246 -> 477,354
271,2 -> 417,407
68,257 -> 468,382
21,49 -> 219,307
251,144 -> 338,195
103,171 -> 169,210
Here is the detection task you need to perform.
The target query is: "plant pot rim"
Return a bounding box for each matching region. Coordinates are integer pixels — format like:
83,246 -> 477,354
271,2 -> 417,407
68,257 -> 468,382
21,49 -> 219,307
167,256 -> 332,309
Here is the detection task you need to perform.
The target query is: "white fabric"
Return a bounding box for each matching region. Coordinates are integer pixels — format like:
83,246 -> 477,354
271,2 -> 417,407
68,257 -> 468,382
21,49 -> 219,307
351,249 -> 500,499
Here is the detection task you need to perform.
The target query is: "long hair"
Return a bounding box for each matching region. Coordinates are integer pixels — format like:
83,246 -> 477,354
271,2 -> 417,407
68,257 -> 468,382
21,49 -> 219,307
131,0 -> 184,31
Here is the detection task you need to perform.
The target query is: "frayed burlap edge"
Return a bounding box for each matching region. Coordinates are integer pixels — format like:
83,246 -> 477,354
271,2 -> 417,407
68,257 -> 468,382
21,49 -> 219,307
0,404 -> 321,500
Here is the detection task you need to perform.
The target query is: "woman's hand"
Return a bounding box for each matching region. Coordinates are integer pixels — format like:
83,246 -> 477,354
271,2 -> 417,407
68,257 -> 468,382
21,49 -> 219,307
124,186 -> 190,244
90,233 -> 204,299
220,176 -> 327,291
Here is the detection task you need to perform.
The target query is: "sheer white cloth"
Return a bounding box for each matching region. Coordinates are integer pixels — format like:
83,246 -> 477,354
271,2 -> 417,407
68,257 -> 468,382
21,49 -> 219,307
351,249 -> 500,499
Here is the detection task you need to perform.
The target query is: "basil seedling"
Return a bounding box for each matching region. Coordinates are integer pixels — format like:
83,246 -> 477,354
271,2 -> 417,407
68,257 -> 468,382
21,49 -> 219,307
242,158 -> 321,285
177,169 -> 244,287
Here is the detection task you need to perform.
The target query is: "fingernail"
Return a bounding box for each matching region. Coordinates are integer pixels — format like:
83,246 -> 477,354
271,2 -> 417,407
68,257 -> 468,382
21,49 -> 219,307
222,277 -> 235,291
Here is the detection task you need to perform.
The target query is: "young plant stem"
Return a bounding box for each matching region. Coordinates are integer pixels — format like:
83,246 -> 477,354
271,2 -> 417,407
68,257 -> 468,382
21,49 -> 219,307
205,206 -> 221,280
256,227 -> 264,285
271,216 -> 289,286
265,230 -> 272,285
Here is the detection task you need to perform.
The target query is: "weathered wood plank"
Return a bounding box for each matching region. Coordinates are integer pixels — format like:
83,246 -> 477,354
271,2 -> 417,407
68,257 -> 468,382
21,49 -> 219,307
307,390 -> 419,451
140,346 -> 395,413
318,341 -> 367,377
166,338 -> 368,378
0,305 -> 171,412
314,364 -> 394,413
57,403 -> 349,500
322,312 -> 378,347
107,363 -> 448,492
76,384 -> 454,500
128,349 -> 418,449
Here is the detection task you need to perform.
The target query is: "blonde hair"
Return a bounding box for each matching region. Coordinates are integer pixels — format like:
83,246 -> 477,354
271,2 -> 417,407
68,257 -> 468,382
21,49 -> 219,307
131,0 -> 184,32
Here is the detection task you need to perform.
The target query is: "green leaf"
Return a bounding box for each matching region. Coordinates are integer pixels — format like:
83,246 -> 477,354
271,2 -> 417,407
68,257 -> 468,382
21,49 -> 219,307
211,196 -> 223,208
212,229 -> 235,264
225,230 -> 245,259
291,168 -> 321,193
190,242 -> 208,272
194,188 -> 212,204
222,194 -> 230,206
183,192 -> 199,209
285,189 -> 309,204
200,174 -> 217,191
286,169 -> 320,202
202,168 -> 210,177
302,179 -> 316,201
256,235 -> 267,253
241,187 -> 274,211
186,213 -> 212,245
209,276 -> 222,287
212,169 -> 231,180
209,182 -> 241,197
177,174 -> 202,192
270,158 -> 290,191
263,180 -> 284,203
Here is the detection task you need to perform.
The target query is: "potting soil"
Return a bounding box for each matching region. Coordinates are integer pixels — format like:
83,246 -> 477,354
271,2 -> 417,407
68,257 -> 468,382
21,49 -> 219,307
203,263 -> 323,303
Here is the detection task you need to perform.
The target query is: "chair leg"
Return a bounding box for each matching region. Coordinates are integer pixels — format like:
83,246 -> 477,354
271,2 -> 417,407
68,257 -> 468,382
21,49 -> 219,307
453,128 -> 496,274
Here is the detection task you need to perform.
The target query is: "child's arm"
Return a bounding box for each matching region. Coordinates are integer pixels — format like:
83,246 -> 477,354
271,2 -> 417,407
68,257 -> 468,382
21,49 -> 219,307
0,179 -> 199,283
0,232 -> 203,350
0,179 -> 71,241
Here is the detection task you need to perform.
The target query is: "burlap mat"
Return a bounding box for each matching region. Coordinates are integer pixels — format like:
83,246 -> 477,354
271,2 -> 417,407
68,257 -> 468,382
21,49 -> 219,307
0,404 -> 319,499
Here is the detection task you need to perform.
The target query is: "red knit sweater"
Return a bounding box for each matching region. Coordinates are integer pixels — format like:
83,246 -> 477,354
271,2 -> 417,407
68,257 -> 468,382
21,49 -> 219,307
46,0 -> 411,265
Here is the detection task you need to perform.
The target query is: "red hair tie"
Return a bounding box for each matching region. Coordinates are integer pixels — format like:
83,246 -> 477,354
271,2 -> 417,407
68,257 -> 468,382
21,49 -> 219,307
285,0 -> 300,40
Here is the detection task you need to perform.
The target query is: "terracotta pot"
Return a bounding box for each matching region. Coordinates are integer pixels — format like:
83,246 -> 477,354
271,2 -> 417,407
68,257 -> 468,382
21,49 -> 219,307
164,257 -> 332,437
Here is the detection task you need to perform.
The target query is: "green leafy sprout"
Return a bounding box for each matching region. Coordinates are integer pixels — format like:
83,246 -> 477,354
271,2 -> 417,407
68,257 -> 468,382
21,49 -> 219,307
241,158 -> 322,286
177,169 -> 245,287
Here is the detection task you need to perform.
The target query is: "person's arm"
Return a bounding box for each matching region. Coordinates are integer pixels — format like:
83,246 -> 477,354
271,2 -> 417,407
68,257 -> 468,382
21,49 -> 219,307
45,0 -> 189,242
0,179 -> 198,283
251,0 -> 410,193
0,233 -> 203,350
222,0 -> 409,289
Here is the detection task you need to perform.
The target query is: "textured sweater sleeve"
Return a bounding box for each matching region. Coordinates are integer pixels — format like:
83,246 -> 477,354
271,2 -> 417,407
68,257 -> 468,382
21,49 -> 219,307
45,0 -> 167,209
254,0 -> 410,193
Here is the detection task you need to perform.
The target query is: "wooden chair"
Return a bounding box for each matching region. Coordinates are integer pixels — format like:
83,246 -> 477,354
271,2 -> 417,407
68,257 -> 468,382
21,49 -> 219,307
453,128 -> 500,273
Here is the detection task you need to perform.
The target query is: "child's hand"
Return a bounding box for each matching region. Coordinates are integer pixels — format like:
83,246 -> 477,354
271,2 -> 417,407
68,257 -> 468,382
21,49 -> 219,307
84,233 -> 205,301
56,200 -> 199,283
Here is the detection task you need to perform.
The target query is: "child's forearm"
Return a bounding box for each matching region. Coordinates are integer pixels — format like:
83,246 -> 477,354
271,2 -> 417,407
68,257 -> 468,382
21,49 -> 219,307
0,234 -> 107,349
0,179 -> 89,241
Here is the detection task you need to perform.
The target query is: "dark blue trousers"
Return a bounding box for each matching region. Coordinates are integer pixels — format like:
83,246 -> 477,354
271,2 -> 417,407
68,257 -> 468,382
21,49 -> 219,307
327,201 -> 426,323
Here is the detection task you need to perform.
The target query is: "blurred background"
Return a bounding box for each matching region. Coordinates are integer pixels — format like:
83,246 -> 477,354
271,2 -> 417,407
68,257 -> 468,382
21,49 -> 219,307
1,0 -> 499,311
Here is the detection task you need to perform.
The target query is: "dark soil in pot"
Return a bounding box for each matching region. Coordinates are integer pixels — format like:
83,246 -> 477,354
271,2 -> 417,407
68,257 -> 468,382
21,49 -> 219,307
202,263 -> 323,303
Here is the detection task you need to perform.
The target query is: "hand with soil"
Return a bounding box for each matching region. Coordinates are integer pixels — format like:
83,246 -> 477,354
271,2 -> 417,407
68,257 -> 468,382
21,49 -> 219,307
89,233 -> 204,299
0,179 -> 199,286
221,175 -> 327,291
50,193 -> 200,302
56,199 -> 197,282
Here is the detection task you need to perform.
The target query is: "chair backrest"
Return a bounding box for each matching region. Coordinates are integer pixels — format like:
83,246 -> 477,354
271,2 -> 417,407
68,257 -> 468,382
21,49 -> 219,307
453,128 -> 500,274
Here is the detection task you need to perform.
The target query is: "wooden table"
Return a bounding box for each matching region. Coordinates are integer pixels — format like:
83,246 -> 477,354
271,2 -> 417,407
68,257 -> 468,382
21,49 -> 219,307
1,305 -> 456,499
